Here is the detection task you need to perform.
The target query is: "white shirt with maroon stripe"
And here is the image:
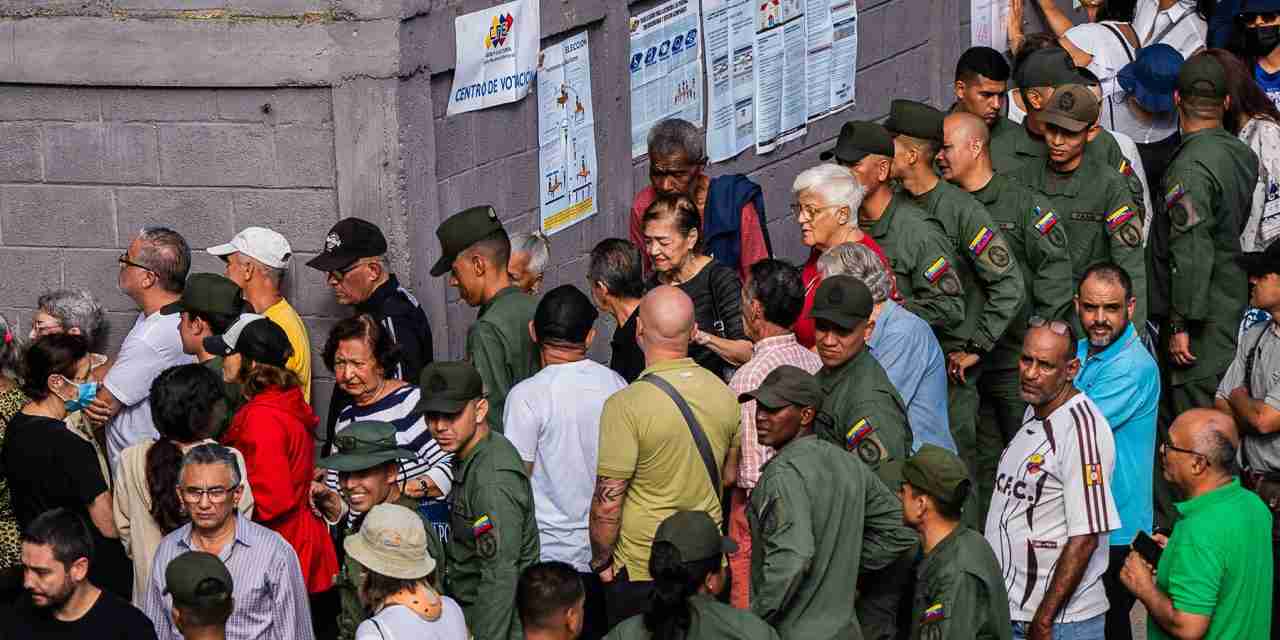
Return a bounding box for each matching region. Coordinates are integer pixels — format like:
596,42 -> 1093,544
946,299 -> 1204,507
984,392 -> 1120,623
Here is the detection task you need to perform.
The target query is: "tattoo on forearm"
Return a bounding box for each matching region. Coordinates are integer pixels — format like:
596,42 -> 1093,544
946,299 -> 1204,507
589,477 -> 628,567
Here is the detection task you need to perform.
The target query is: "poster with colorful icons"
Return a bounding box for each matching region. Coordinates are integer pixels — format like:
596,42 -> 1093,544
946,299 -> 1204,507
447,0 -> 540,116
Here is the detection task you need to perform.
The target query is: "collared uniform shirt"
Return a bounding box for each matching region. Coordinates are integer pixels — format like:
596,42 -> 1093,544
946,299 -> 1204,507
816,349 -> 913,488
1133,0 -> 1206,56
989,115 -> 1028,175
1217,322 -> 1280,472
1075,323 -> 1160,546
985,394 -> 1120,623
606,594 -> 779,639
867,300 -> 954,453
908,527 -> 1012,640
144,513 -> 315,640
467,286 -> 539,434
728,333 -> 822,489
866,192 -> 966,333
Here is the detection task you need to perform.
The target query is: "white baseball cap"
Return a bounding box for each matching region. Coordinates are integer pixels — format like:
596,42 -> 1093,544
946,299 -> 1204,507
207,227 -> 292,269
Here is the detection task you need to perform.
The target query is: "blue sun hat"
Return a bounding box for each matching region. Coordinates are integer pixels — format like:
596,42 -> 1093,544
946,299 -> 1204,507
1116,43 -> 1184,114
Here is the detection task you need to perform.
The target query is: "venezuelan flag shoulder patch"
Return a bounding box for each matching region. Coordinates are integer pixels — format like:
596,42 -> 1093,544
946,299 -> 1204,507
924,257 -> 950,283
969,226 -> 994,257
923,601 -> 945,623
846,418 -> 874,449
473,514 -> 494,537
1033,207 -> 1059,236
1165,183 -> 1186,208
1106,205 -> 1135,232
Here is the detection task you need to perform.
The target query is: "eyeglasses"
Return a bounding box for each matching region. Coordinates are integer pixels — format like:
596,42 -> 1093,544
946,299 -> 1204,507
1239,11 -> 1280,24
1028,316 -> 1072,337
326,261 -> 367,283
1160,441 -> 1206,463
31,322 -> 62,336
117,253 -> 154,273
179,484 -> 239,504
789,203 -> 842,223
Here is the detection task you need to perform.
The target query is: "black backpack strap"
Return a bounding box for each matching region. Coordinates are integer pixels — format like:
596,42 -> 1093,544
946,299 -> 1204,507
641,374 -> 723,510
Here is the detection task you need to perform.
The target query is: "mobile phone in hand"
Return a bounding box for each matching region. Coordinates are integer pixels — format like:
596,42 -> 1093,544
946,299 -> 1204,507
1133,530 -> 1163,566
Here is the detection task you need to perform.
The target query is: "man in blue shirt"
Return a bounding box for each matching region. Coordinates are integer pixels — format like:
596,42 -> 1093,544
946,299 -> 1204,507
1073,262 -> 1160,640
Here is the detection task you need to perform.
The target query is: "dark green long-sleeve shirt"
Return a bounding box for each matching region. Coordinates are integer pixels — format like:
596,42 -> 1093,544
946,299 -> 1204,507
866,193 -> 966,335
908,526 -> 1012,640
815,349 -> 913,488
466,286 -> 539,433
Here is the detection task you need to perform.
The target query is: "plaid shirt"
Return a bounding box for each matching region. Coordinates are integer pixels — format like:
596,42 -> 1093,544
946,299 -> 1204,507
728,334 -> 823,489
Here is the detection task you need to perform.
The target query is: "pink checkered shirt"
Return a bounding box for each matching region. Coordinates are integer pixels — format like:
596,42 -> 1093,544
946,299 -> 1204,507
729,333 -> 823,489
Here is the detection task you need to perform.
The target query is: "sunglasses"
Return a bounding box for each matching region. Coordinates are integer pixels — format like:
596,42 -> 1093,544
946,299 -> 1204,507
1029,315 -> 1072,336
117,253 -> 154,273
326,260 -> 368,283
1240,11 -> 1280,23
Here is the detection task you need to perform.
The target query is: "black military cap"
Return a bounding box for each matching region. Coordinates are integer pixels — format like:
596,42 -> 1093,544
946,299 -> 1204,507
306,218 -> 389,272
413,361 -> 484,415
884,100 -> 946,143
430,205 -> 505,277
820,121 -> 896,164
1177,53 -> 1228,99
738,365 -> 823,410
161,273 -> 244,317
1015,48 -> 1078,89
809,276 -> 874,330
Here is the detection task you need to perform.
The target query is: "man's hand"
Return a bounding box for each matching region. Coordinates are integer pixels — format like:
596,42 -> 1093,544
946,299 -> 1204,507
1027,616 -> 1053,640
947,352 -> 980,384
1119,550 -> 1156,598
1168,331 -> 1196,367
83,393 -> 121,428
309,481 -> 344,522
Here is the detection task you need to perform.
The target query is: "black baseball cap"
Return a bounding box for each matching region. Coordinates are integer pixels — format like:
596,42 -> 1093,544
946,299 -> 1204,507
820,121 -> 896,164
809,276 -> 875,330
738,365 -> 823,410
1237,241 -> 1280,276
534,285 -> 598,344
203,315 -> 292,368
430,205 -> 505,277
413,361 -> 485,415
1015,48 -> 1078,89
306,218 -> 388,272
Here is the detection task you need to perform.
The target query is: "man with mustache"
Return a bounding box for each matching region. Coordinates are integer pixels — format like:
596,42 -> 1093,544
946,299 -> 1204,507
1072,263 -> 1160,640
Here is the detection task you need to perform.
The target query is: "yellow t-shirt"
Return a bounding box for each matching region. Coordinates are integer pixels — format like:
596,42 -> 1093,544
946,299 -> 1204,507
596,358 -> 741,581
264,298 -> 312,403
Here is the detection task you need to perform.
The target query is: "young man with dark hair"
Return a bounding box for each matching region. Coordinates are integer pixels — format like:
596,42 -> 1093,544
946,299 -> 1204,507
166,273 -> 248,436
1,508 -> 157,639
954,46 -> 1022,173
518,561 -> 585,640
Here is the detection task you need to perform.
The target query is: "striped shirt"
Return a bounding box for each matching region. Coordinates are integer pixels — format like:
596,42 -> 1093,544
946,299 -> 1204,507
143,513 -> 314,640
984,393 -> 1120,623
727,333 -> 822,489
328,384 -> 453,500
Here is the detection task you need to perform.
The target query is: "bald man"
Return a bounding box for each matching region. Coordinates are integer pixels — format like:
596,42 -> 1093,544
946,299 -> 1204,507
590,286 -> 742,626
1121,409 -> 1274,640
939,111 -> 1075,525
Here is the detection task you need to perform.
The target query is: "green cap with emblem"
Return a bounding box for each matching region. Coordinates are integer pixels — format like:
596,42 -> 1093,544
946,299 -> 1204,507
412,361 -> 484,415
902,444 -> 972,511
163,551 -> 233,609
1177,53 -> 1228,99
653,510 -> 737,564
1015,48 -> 1078,89
1039,84 -> 1099,133
809,275 -> 874,330
738,365 -> 823,409
160,273 -> 245,317
820,120 -> 895,164
884,100 -> 945,143
429,205 -> 505,278
316,420 -> 417,472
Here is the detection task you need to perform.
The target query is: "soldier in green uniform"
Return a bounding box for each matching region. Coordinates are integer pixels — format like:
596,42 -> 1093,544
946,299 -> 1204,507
417,361 -> 539,640
938,111 -> 1075,524
950,46 -> 1023,175
900,445 -> 1012,640
1011,84 -> 1148,332
741,365 -> 918,640
311,420 -> 447,640
886,99 -> 1026,528
823,121 -> 966,331
1156,54 -> 1259,525
430,205 -> 539,433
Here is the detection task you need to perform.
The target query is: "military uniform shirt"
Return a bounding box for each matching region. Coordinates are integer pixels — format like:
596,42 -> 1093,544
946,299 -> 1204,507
866,192 -> 966,333
605,595 -> 780,639
909,527 -> 1012,640
1216,322 -> 1280,472
443,431 -> 539,640
911,179 -> 1025,352
466,286 -> 539,433
971,174 -> 1074,370
988,116 -> 1027,175
1162,127 -> 1259,386
750,435 -> 918,640
815,349 -> 913,488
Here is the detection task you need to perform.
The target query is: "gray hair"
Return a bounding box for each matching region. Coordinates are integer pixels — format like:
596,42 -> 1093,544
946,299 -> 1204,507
135,227 -> 191,294
242,254 -> 284,287
1195,427 -> 1239,473
0,313 -> 20,381
180,443 -> 242,489
646,118 -> 706,164
37,289 -> 105,344
817,242 -> 892,304
792,164 -> 866,220
509,231 -> 551,276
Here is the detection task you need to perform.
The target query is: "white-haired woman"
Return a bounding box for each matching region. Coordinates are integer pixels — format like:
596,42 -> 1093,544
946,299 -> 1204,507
791,164 -> 897,349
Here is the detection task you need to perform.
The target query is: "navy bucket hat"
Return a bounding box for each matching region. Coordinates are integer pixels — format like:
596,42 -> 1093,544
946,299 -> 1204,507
1116,43 -> 1184,114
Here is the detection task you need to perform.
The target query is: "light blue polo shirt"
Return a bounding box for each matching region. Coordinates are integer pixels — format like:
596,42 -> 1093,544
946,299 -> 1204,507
1075,322 -> 1160,546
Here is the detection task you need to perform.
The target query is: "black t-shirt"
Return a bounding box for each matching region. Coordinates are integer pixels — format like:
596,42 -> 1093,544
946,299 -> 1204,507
647,260 -> 747,379
610,308 -> 646,383
0,589 -> 158,640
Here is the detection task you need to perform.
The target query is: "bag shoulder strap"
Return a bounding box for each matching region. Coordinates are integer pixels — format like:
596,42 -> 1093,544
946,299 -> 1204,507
371,617 -> 392,640
1145,8 -> 1195,47
641,373 -> 722,504
1101,22 -> 1136,62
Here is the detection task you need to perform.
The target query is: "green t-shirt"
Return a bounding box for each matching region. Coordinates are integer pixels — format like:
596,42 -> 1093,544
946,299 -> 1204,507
1149,479 -> 1273,639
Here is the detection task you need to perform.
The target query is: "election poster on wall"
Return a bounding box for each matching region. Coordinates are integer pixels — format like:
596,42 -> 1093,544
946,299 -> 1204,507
537,32 -> 600,236
447,0 -> 540,116
971,0 -> 1008,52
702,0 -> 755,162
629,0 -> 704,159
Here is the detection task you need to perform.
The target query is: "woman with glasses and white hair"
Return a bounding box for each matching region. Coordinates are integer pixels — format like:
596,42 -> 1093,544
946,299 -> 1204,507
790,164 -> 897,349
818,242 -> 955,454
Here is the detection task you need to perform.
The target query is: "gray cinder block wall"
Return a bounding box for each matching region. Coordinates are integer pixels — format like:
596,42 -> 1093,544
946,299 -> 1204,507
0,0 -> 1079,417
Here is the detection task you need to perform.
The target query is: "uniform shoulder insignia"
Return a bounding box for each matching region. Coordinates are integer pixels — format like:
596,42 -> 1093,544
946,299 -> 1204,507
971,226 -> 1012,271
1165,183 -> 1186,208
846,418 -> 890,466
1118,159 -> 1134,177
1106,204 -> 1142,247
968,226 -> 994,257
924,257 -> 950,283
473,514 -> 498,558
923,601 -> 946,623
924,257 -> 962,295
1165,182 -> 1200,232
1105,205 -> 1135,233
1033,207 -> 1058,235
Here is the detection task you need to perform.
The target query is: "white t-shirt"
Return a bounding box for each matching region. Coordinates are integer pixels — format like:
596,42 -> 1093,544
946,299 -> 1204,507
355,599 -> 468,640
985,393 -> 1120,623
503,359 -> 627,572
104,311 -> 195,469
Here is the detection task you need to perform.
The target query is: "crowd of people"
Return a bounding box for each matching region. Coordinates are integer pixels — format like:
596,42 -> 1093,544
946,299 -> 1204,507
2,1 -> 1280,639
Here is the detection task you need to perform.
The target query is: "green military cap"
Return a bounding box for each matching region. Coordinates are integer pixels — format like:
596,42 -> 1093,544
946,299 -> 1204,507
160,273 -> 244,317
1015,48 -> 1078,89
809,275 -> 874,330
820,120 -> 895,164
738,365 -> 823,410
413,361 -> 484,415
164,551 -> 233,609
1039,84 -> 1099,133
884,100 -> 945,143
430,205 -> 505,277
654,511 -> 737,563
317,421 -> 417,472
1177,53 -> 1227,99
902,444 -> 972,510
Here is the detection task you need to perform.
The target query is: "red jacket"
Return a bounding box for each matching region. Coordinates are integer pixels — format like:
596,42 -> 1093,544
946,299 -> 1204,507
223,386 -> 336,594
